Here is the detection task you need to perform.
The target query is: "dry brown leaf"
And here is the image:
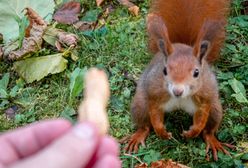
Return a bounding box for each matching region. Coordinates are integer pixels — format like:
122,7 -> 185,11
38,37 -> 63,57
96,0 -> 105,7
57,32 -> 78,47
78,68 -> 110,135
73,5 -> 113,32
55,32 -> 78,51
118,0 -> 139,16
8,8 -> 47,61
42,26 -> 78,52
25,7 -> 46,37
2,41 -> 19,59
135,163 -> 148,168
73,21 -> 96,31
151,159 -> 190,168
135,160 -> 190,168
55,40 -> 63,51
53,1 -> 81,24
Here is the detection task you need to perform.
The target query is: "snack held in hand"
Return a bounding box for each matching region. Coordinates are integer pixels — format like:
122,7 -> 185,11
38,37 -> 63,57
78,68 -> 110,135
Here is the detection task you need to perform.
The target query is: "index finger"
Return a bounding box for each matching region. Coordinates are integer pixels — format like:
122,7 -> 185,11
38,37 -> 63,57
0,119 -> 71,166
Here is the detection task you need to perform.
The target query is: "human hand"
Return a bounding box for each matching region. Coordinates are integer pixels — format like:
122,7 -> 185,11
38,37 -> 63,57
0,119 -> 121,168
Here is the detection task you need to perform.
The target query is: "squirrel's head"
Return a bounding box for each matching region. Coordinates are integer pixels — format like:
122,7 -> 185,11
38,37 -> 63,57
161,42 -> 209,98
147,14 -> 213,98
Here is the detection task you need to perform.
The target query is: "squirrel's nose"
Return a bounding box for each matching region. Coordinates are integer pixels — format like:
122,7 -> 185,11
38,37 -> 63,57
173,88 -> 184,97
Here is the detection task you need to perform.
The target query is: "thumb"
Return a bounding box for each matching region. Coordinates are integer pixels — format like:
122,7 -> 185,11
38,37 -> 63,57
10,122 -> 99,168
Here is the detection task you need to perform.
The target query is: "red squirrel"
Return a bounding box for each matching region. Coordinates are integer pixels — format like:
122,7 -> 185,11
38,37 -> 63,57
125,0 -> 233,161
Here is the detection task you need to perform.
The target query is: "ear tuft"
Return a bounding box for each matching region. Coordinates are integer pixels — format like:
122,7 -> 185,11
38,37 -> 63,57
193,19 -> 224,63
147,13 -> 173,56
158,39 -> 168,56
199,40 -> 210,64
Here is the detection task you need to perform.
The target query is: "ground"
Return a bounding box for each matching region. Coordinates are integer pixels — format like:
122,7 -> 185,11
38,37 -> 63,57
0,0 -> 247,168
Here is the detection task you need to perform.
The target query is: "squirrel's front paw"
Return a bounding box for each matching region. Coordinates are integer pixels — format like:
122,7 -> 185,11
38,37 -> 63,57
157,130 -> 172,140
182,128 -> 201,138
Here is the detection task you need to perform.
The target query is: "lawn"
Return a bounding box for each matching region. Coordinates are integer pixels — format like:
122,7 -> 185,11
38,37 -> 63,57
0,0 -> 247,167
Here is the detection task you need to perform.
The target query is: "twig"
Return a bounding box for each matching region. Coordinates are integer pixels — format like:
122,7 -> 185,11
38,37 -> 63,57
123,153 -> 144,164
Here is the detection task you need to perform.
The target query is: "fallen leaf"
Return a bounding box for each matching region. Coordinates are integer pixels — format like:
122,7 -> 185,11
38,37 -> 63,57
43,26 -> 78,51
55,41 -> 63,51
53,1 -> 81,24
8,8 -> 47,61
2,41 -> 19,58
42,26 -> 59,46
74,8 -> 108,32
25,7 -> 47,37
135,159 -> 190,168
57,32 -> 78,48
73,21 -> 95,31
73,9 -> 101,31
13,53 -> 68,83
0,0 -> 55,43
135,163 -> 148,168
96,0 -> 105,7
118,0 -> 139,16
152,160 -> 190,168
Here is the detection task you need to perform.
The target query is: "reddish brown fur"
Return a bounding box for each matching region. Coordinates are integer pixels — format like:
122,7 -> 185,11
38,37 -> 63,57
148,0 -> 230,63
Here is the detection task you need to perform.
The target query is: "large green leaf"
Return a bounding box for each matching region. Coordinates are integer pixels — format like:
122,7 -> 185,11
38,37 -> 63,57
0,0 -> 55,43
13,54 -> 68,83
228,78 -> 248,103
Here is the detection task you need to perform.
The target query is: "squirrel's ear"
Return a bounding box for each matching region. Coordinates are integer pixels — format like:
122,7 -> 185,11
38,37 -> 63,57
193,19 -> 224,63
194,40 -> 210,64
147,13 -> 173,57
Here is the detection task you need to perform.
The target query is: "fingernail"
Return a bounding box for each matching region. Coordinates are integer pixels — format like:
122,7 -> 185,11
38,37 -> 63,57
73,123 -> 95,139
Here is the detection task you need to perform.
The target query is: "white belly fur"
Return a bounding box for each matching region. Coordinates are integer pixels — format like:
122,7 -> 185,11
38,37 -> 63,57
163,97 -> 197,115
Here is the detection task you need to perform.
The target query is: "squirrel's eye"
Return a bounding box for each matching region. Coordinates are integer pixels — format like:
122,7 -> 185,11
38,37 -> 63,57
163,67 -> 167,76
193,69 -> 199,78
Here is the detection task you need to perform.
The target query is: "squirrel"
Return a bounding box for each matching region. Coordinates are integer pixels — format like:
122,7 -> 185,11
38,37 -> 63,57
125,0 -> 233,161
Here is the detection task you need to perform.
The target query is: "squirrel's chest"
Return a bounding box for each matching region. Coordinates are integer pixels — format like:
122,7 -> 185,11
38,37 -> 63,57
162,97 -> 197,115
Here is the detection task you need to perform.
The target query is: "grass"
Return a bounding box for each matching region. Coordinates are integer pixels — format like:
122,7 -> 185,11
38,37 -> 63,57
0,0 -> 248,167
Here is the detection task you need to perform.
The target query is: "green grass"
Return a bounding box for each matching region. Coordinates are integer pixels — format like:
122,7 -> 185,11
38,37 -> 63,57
0,0 -> 248,167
